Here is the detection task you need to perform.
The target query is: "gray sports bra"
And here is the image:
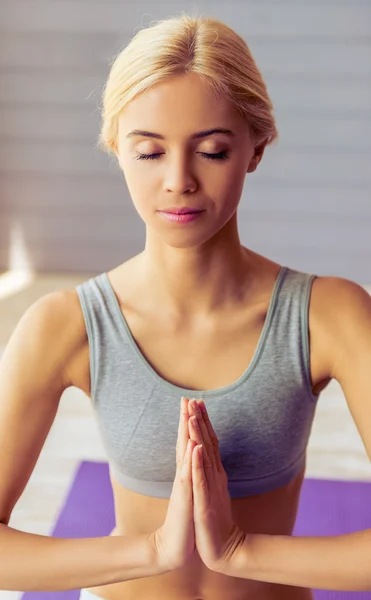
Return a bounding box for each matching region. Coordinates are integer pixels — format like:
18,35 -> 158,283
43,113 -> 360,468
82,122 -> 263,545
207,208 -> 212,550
76,265 -> 319,498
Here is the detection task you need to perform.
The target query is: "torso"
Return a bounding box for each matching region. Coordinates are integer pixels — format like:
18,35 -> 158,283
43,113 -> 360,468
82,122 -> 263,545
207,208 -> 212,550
66,250 -> 333,600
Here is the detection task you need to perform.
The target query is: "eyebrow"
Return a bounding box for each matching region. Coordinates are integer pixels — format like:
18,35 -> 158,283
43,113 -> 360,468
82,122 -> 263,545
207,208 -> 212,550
126,128 -> 235,140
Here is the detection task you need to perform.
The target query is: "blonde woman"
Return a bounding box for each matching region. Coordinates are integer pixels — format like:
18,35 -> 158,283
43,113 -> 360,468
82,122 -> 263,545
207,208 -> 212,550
0,12 -> 371,600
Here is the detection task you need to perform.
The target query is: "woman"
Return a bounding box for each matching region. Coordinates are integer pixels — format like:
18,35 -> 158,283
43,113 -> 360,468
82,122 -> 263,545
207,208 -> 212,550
0,12 -> 370,600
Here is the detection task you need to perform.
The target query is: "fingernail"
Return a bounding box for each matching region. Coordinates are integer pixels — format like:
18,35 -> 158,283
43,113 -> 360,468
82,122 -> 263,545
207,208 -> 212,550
198,400 -> 206,412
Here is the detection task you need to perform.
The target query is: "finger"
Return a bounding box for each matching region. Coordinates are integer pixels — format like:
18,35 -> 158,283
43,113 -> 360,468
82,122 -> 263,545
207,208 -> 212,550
188,408 -> 214,475
188,399 -> 218,484
192,444 -> 210,513
188,416 -> 215,497
188,399 -> 214,475
198,401 -> 225,474
176,396 -> 190,468
180,437 -> 196,480
189,415 -> 201,443
175,438 -> 194,509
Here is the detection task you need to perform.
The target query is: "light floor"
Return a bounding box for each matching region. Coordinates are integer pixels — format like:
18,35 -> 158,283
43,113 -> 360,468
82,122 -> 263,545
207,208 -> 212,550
0,270 -> 371,598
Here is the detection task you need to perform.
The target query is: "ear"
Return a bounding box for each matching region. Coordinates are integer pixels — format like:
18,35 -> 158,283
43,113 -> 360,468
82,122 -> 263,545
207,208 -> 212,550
247,140 -> 267,173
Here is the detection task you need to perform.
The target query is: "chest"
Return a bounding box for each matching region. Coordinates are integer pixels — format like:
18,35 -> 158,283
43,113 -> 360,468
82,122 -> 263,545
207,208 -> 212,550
74,298 -> 326,397
74,304 -> 267,396
72,286 -> 326,497
84,315 -> 317,496
125,306 -> 270,392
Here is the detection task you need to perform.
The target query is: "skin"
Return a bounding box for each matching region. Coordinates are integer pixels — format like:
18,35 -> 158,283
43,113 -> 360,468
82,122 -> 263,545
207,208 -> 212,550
114,72 -> 267,320
82,72 -> 319,599
80,73 -> 317,599
1,70 -> 370,597
69,70 -> 371,600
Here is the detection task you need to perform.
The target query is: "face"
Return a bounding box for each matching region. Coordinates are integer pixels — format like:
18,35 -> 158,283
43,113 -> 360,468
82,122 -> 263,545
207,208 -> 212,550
115,72 -> 265,247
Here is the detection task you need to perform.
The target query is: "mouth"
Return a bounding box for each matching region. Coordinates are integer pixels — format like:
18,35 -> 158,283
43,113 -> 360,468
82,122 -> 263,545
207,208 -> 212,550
157,210 -> 205,223
158,208 -> 205,215
165,211 -> 203,215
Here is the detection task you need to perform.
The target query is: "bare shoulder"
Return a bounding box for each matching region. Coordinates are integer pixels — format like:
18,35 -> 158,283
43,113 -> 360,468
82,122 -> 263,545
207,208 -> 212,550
0,288 -> 90,525
309,275 -> 371,459
49,287 -> 90,392
13,287 -> 88,391
310,275 -> 371,334
309,274 -> 371,378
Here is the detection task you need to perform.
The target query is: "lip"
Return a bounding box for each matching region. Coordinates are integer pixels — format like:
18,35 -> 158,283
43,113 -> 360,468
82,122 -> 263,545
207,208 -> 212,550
157,210 -> 205,223
159,207 -> 204,215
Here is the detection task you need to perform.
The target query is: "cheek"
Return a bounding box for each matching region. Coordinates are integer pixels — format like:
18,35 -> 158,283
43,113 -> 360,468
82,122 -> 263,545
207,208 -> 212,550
122,169 -> 159,218
212,161 -> 247,201
121,161 -> 154,196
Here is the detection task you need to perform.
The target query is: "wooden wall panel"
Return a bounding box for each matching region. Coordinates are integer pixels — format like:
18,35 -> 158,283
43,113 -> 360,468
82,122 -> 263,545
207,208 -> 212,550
0,0 -> 370,282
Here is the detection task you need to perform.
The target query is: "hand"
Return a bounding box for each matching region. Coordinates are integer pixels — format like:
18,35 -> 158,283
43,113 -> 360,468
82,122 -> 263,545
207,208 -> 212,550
150,397 -> 197,572
187,397 -> 246,572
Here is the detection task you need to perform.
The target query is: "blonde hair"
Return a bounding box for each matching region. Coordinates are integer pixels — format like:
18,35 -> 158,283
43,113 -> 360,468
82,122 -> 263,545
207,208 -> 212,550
98,12 -> 278,154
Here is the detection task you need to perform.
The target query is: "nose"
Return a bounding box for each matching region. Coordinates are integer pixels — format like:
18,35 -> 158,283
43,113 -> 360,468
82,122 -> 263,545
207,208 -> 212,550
163,153 -> 198,194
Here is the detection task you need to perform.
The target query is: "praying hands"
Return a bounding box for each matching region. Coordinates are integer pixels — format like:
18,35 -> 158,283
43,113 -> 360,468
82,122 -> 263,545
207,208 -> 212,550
186,396 -> 246,571
150,397 -> 371,592
150,396 -> 246,573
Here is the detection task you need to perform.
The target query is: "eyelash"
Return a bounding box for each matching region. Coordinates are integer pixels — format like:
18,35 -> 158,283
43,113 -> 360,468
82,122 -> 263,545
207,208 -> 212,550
136,151 -> 229,161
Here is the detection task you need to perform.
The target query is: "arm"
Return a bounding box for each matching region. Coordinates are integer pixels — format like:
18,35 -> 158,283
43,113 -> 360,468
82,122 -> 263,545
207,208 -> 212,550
221,528 -> 371,591
0,525 -> 158,591
218,277 -> 371,592
0,292 -> 161,591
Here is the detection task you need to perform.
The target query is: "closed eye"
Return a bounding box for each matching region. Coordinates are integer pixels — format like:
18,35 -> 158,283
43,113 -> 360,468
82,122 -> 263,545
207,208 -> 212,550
136,151 -> 229,161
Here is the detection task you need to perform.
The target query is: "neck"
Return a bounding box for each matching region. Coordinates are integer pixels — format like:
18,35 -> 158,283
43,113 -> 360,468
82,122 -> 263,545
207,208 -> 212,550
138,216 -> 258,319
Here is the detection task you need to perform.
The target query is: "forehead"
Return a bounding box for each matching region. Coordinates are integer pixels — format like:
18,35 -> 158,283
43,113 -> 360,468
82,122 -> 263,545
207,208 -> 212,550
118,73 -> 245,137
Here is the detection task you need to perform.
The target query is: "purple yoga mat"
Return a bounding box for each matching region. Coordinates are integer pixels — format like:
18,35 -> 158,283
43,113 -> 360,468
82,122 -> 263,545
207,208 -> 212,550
21,461 -> 371,600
